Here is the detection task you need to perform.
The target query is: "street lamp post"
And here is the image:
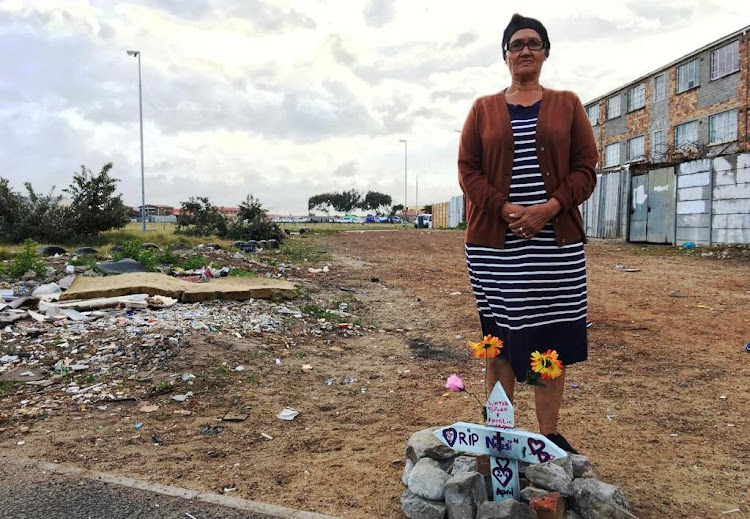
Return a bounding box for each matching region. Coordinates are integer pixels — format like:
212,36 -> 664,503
126,49 -> 146,233
399,139 -> 407,222
415,173 -> 419,224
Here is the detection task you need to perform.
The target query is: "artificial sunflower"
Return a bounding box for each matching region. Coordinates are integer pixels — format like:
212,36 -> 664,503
468,334 -> 503,358
530,349 -> 563,380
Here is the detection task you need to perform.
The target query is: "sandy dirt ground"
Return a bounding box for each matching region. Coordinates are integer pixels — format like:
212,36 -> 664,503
1,229 -> 749,518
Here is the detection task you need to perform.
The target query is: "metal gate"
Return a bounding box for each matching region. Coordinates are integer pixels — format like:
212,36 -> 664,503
628,167 -> 675,243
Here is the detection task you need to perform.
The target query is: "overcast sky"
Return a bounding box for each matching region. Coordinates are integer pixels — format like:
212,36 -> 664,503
2,0 -> 748,214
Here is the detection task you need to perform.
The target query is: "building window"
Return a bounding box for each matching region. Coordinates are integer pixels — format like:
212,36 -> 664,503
586,104 -> 598,126
675,121 -> 699,148
604,143 -> 620,168
627,136 -> 645,162
627,84 -> 646,112
711,41 -> 739,80
676,59 -> 700,93
606,95 -> 621,120
709,109 -> 738,144
651,130 -> 667,160
653,74 -> 666,103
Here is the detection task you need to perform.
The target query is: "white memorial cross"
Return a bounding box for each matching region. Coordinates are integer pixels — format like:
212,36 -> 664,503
433,382 -> 567,501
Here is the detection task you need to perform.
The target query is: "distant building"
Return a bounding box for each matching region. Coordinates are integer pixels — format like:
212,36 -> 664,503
580,26 -> 750,246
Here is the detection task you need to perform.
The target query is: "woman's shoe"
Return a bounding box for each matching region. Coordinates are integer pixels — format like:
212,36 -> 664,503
545,433 -> 579,454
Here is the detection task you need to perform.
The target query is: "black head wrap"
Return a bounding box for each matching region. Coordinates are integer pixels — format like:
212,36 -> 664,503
502,13 -> 550,60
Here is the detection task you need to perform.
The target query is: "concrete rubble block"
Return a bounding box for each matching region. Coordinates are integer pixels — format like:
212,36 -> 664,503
574,488 -> 638,519
58,276 -> 76,290
525,463 -> 574,497
520,485 -> 551,503
529,492 -> 566,519
38,245 -> 67,256
552,455 -> 574,478
444,471 -> 487,519
59,272 -> 296,303
450,456 -> 478,476
403,458 -> 414,486
97,258 -> 149,275
401,488 -> 447,519
476,499 -> 538,519
572,478 -> 629,510
406,427 -> 458,464
569,454 -> 596,479
407,457 -> 451,501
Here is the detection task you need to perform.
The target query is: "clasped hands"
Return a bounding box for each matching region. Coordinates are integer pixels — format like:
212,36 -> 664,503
502,199 -> 561,239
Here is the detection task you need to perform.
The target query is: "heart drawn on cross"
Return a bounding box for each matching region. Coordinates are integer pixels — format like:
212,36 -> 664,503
442,428 -> 457,448
492,459 -> 514,487
527,438 -> 552,463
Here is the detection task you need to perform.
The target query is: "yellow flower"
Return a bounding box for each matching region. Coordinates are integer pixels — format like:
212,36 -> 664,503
469,335 -> 503,358
530,349 -> 563,380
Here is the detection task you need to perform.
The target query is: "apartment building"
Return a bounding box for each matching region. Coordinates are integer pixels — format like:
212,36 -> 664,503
585,26 -> 748,169
580,26 -> 750,246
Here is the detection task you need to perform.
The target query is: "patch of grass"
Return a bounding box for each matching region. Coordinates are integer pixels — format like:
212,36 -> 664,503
157,244 -> 180,265
228,268 -> 257,277
68,255 -> 98,268
216,365 -> 229,376
150,380 -> 172,395
1,343 -> 17,356
245,374 -> 260,385
0,381 -> 18,396
0,248 -> 11,261
79,373 -> 98,384
268,236 -> 331,265
181,255 -> 208,270
292,350 -> 306,359
300,304 -> 347,323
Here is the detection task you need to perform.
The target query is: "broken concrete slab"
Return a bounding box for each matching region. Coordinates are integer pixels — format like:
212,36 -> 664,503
41,294 -> 149,313
0,366 -> 47,382
59,272 -> 297,302
97,258 -> 149,275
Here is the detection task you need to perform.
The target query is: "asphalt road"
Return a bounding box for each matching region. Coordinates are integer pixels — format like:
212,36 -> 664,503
0,458 -> 309,519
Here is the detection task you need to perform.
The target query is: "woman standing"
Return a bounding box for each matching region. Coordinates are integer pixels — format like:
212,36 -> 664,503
458,13 -> 598,453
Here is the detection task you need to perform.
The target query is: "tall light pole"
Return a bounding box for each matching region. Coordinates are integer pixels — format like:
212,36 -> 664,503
399,139 -> 407,222
415,173 -> 419,223
126,49 -> 146,232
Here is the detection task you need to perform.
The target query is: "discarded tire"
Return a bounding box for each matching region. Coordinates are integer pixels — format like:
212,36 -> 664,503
38,245 -> 68,256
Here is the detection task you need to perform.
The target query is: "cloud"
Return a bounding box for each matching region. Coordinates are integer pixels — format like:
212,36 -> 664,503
363,0 -> 396,28
332,161 -> 359,178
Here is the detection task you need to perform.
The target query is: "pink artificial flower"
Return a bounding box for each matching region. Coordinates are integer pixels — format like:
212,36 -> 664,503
445,374 -> 465,392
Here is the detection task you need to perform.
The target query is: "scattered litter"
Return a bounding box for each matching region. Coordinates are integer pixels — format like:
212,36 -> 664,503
173,410 -> 193,416
570,384 -> 580,389
328,346 -> 344,353
139,405 -> 160,413
201,425 -> 223,436
449,291 -> 461,296
682,241 -> 696,250
669,433 -> 678,437
276,406 -> 300,421
146,295 -> 178,308
721,509 -> 741,515
260,432 -> 274,441
301,364 -> 313,373
134,422 -> 143,431
307,266 -> 330,274
342,376 -> 357,384
614,264 -> 641,272
745,342 -> 750,353
606,415 -> 616,422
152,434 -> 164,446
171,392 -> 193,403
275,358 -> 281,365
185,513 -> 199,519
338,323 -> 351,329
223,486 -> 236,493
234,365 -> 245,372
17,441 -> 25,446
182,372 -> 196,382
222,412 -> 248,422
0,355 -> 18,364
719,395 -> 727,400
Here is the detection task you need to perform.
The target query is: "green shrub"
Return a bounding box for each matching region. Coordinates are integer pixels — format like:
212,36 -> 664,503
181,255 -> 208,270
8,239 -> 46,279
158,244 -> 180,265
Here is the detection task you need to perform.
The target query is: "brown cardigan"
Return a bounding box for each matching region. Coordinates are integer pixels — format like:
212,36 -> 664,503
458,88 -> 598,248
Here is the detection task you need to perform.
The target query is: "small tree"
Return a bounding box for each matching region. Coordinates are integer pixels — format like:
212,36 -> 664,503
360,191 -> 392,213
0,178 -> 27,243
227,195 -> 283,241
308,193 -> 333,213
422,204 -> 432,214
176,196 -> 228,237
330,189 -> 362,213
64,163 -> 130,237
391,203 -> 404,216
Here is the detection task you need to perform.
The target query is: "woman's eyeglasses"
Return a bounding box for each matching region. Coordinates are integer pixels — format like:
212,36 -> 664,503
505,39 -> 546,52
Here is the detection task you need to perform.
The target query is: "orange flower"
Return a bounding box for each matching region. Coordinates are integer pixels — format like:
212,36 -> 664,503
468,335 -> 503,358
530,349 -> 563,380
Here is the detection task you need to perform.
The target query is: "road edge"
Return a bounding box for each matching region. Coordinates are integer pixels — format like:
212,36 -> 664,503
1,456 -> 339,519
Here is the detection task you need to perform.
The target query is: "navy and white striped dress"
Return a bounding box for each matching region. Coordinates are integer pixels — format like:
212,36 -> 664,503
466,100 -> 588,381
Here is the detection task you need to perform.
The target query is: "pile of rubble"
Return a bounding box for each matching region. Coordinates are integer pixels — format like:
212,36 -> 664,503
402,428 -> 638,519
0,243 -> 360,425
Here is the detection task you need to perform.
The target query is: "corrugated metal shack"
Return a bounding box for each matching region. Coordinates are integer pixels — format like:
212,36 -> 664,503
432,195 -> 465,229
581,151 -> 750,245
